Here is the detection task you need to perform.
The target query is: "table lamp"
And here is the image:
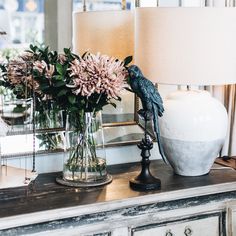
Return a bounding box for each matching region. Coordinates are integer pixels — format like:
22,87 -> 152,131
73,10 -> 134,60
135,7 -> 236,176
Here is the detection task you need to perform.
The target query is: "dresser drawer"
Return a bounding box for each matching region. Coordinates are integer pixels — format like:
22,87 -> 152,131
132,215 -> 220,236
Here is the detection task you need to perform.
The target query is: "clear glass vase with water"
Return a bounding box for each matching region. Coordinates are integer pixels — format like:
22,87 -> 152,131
62,111 -> 110,186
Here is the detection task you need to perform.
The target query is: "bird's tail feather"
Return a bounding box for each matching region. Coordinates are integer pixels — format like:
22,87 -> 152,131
152,104 -> 169,164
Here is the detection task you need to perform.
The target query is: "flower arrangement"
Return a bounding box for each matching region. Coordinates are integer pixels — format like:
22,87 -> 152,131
0,51 -> 37,116
31,46 -> 132,183
33,49 -> 131,113
63,52 -> 131,183
0,44 -> 132,115
31,46 -> 132,129
0,44 -> 132,184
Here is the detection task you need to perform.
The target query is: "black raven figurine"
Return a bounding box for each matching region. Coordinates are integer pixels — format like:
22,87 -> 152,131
127,65 -> 168,164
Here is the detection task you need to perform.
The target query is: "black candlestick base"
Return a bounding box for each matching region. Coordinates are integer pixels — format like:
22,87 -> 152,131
129,175 -> 161,191
129,137 -> 161,191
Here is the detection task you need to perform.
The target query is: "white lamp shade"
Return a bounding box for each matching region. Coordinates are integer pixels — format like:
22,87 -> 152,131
135,8 -> 236,85
73,10 -> 134,60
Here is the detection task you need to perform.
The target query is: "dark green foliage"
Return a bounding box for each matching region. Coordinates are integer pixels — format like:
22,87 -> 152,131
29,44 -> 78,113
124,56 -> 133,67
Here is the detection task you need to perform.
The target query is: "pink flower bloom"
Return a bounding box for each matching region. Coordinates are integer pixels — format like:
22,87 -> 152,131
33,60 -> 47,74
45,64 -> 55,79
57,54 -> 67,64
33,60 -> 54,85
7,58 -> 28,85
68,53 -> 126,99
7,57 -> 40,92
20,52 -> 34,62
25,75 -> 39,90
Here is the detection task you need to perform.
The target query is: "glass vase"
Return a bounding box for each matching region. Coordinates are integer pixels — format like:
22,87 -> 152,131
57,111 -> 112,187
35,100 -> 63,130
34,100 -> 64,152
2,97 -> 32,130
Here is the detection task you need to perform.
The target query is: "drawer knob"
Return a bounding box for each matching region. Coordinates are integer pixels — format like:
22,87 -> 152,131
184,226 -> 193,236
166,229 -> 174,236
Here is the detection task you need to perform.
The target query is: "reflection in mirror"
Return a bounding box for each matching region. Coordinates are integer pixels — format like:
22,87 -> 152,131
1,132 -> 64,158
2,98 -> 32,128
104,125 -> 143,146
102,90 -> 135,124
1,124 -> 144,158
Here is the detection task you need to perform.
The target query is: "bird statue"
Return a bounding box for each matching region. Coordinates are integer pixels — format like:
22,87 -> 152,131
127,65 -> 168,164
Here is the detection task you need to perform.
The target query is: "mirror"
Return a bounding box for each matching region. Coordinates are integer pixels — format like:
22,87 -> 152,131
0,0 -> 143,158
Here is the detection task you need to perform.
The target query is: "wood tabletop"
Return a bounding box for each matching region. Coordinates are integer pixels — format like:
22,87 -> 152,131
0,160 -> 236,219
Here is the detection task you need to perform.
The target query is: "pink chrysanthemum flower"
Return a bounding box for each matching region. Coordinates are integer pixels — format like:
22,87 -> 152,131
68,53 -> 127,99
57,54 -> 67,64
7,58 -> 28,85
45,64 -> 55,79
33,60 -> 47,74
33,60 -> 54,85
20,51 -> 34,62
7,57 -> 39,91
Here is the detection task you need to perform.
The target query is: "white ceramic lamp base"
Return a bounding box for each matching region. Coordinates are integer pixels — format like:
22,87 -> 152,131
159,90 -> 228,176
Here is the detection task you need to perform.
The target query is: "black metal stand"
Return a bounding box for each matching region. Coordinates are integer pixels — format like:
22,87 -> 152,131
129,110 -> 161,191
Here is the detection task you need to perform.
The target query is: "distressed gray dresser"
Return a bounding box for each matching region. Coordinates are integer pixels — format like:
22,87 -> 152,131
0,160 -> 236,236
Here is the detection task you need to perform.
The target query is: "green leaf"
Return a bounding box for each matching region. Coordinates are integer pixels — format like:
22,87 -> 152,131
72,53 -> 80,60
63,64 -> 68,74
123,56 -> 133,66
25,49 -> 33,54
125,75 -> 130,84
54,80 -> 66,87
56,63 -> 63,75
33,69 -> 41,77
64,48 -> 71,55
30,44 -> 37,52
68,95 -> 76,104
54,75 -> 62,81
39,142 -> 45,148
82,51 -> 88,59
36,135 -> 43,140
110,102 -> 117,108
125,87 -> 133,93
40,83 -> 50,90
57,89 -> 67,96
69,106 -> 79,112
114,96 -> 122,101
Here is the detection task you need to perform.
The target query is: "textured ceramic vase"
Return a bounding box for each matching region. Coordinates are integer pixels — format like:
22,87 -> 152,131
159,90 -> 228,176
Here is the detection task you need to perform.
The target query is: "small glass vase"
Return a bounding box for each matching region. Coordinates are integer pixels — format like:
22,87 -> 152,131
56,111 -> 112,187
35,101 -> 63,130
2,97 -> 32,129
34,100 -> 64,152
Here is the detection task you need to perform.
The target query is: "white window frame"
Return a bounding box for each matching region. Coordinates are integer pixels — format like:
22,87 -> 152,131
44,0 -> 73,52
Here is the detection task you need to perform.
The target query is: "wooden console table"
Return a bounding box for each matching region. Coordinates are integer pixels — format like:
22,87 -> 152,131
0,160 -> 236,236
